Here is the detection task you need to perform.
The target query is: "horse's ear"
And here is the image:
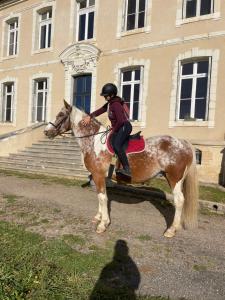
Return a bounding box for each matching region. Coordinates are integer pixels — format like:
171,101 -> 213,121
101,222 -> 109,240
63,99 -> 72,111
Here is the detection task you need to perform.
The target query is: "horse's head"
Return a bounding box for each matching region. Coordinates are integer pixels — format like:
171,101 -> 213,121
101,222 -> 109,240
44,100 -> 72,138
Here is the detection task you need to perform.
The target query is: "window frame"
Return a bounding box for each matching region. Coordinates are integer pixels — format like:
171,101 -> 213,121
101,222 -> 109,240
183,0 -> 214,19
176,0 -> 220,26
120,66 -> 143,121
7,19 -> 18,56
2,82 -> 15,123
124,0 -> 147,32
177,58 -> 211,121
39,9 -> 52,49
33,78 -> 48,122
76,0 -> 95,41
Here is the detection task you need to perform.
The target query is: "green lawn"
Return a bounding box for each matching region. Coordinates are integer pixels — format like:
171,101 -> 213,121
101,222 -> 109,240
147,178 -> 225,204
0,221 -> 171,300
1,169 -> 225,204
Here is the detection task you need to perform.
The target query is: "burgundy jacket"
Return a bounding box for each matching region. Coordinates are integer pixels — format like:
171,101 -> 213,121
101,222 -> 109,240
90,96 -> 129,133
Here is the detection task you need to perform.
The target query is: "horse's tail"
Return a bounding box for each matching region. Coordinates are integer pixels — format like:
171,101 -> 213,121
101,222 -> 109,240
182,147 -> 199,229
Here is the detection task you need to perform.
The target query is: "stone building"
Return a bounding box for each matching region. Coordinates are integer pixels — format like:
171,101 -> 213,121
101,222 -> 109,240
0,0 -> 224,184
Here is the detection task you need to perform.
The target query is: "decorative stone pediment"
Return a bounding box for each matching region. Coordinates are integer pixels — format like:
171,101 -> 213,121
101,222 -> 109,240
60,43 -> 101,73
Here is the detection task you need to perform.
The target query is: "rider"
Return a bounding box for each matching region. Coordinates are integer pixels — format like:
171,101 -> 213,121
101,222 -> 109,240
82,83 -> 132,178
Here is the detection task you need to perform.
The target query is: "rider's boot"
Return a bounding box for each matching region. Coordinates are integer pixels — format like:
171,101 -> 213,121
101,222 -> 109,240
118,165 -> 131,178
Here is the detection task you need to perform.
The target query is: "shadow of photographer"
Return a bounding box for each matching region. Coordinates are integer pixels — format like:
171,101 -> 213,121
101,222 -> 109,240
89,239 -> 140,300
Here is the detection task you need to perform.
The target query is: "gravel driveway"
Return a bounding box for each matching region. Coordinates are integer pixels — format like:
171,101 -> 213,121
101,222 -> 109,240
0,173 -> 224,300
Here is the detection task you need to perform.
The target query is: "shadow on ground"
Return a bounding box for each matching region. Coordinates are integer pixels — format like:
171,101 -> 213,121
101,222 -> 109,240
107,186 -> 175,229
89,239 -> 140,300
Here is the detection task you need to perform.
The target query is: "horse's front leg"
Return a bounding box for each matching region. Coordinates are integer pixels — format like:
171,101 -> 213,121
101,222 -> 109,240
164,180 -> 184,238
92,174 -> 110,233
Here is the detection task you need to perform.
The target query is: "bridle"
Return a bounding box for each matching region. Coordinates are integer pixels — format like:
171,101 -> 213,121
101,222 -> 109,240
48,111 -> 111,143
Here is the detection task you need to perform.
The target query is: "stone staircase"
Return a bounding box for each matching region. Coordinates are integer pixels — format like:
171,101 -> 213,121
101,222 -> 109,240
0,136 -> 89,179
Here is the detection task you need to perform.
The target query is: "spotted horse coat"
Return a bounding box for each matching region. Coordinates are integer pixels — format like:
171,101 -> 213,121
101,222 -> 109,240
44,100 -> 199,238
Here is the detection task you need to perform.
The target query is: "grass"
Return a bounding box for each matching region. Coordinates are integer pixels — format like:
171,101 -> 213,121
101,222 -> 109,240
1,168 -> 225,205
3,194 -> 17,204
147,177 -> 225,204
193,264 -> 207,272
0,221 -> 171,300
0,169 -> 85,187
137,235 -> 152,242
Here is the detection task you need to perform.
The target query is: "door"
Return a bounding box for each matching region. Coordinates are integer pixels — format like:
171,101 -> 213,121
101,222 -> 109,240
73,74 -> 92,113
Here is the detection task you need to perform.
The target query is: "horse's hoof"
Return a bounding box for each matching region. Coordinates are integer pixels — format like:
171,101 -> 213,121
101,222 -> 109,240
164,229 -> 176,238
96,225 -> 107,234
92,217 -> 101,224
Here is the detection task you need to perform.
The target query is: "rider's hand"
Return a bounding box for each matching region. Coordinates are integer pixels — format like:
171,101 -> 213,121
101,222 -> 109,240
81,115 -> 91,126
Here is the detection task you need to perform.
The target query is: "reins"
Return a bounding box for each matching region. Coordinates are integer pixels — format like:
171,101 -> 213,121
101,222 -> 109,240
48,110 -> 111,144
74,125 -> 111,144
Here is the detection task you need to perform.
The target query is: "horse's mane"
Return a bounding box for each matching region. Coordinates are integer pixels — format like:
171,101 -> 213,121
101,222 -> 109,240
72,105 -> 104,128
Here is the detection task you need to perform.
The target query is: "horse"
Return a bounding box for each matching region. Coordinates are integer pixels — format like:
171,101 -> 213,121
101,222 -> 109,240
44,100 -> 198,238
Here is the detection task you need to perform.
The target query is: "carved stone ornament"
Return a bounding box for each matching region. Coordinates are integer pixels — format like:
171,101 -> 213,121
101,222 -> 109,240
60,43 -> 100,74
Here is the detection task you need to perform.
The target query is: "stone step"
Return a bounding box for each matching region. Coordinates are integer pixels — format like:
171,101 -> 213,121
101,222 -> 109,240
0,165 -> 88,180
39,139 -> 79,145
0,156 -> 84,168
19,148 -> 80,155
0,135 -> 89,179
25,145 -> 81,151
9,153 -> 82,161
0,160 -> 88,173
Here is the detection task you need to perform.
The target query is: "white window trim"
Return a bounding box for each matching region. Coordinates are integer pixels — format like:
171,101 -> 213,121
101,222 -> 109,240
114,58 -> 150,128
76,0 -> 96,42
121,67 -> 143,121
7,19 -> 18,56
28,73 -> 52,125
0,77 -> 17,126
32,2 -> 56,55
39,11 -> 52,49
1,14 -> 21,60
116,0 -> 152,39
177,59 -> 211,121
176,0 -> 221,26
169,48 -> 220,128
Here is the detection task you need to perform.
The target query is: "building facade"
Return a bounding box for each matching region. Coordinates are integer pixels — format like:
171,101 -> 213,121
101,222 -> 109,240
0,0 -> 225,183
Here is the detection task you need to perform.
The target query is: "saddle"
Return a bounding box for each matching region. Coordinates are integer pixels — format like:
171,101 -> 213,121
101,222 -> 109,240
106,131 -> 145,155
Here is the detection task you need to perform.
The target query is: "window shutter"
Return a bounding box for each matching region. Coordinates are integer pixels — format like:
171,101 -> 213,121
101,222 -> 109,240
32,81 -> 36,122
0,85 -> 3,122
122,0 -> 127,31
11,84 -> 15,123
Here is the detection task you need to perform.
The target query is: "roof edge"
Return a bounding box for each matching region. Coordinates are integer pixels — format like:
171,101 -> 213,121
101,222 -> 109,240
0,0 -> 28,10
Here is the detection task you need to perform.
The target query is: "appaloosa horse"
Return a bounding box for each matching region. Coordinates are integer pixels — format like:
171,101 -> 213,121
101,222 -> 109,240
44,100 -> 198,238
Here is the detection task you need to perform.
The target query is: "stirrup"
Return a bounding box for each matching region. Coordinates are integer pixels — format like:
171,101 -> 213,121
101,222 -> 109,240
116,168 -> 131,178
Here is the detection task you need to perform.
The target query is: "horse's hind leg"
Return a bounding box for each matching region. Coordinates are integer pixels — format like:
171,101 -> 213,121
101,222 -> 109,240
164,178 -> 185,238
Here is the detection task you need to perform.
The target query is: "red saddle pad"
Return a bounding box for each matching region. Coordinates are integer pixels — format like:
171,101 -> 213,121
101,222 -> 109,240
106,133 -> 145,155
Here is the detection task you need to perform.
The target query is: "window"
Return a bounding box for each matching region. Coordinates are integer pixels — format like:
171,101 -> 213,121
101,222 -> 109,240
32,79 -> 48,122
39,9 -> 52,49
73,75 -> 92,113
2,82 -> 15,122
177,58 -> 211,121
77,0 -> 95,41
7,19 -> 18,56
183,0 -> 214,18
125,0 -> 146,31
121,67 -> 142,121
195,148 -> 202,164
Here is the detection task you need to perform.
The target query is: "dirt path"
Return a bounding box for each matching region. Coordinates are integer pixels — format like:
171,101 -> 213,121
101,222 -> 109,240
0,173 -> 224,300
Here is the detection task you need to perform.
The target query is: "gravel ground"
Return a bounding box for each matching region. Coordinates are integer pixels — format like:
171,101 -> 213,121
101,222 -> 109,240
0,173 -> 224,300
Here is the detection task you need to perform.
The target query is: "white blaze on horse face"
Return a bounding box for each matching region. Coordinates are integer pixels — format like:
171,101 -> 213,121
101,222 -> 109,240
45,123 -> 55,131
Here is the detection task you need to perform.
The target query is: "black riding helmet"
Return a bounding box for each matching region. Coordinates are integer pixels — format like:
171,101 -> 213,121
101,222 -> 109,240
100,83 -> 117,97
